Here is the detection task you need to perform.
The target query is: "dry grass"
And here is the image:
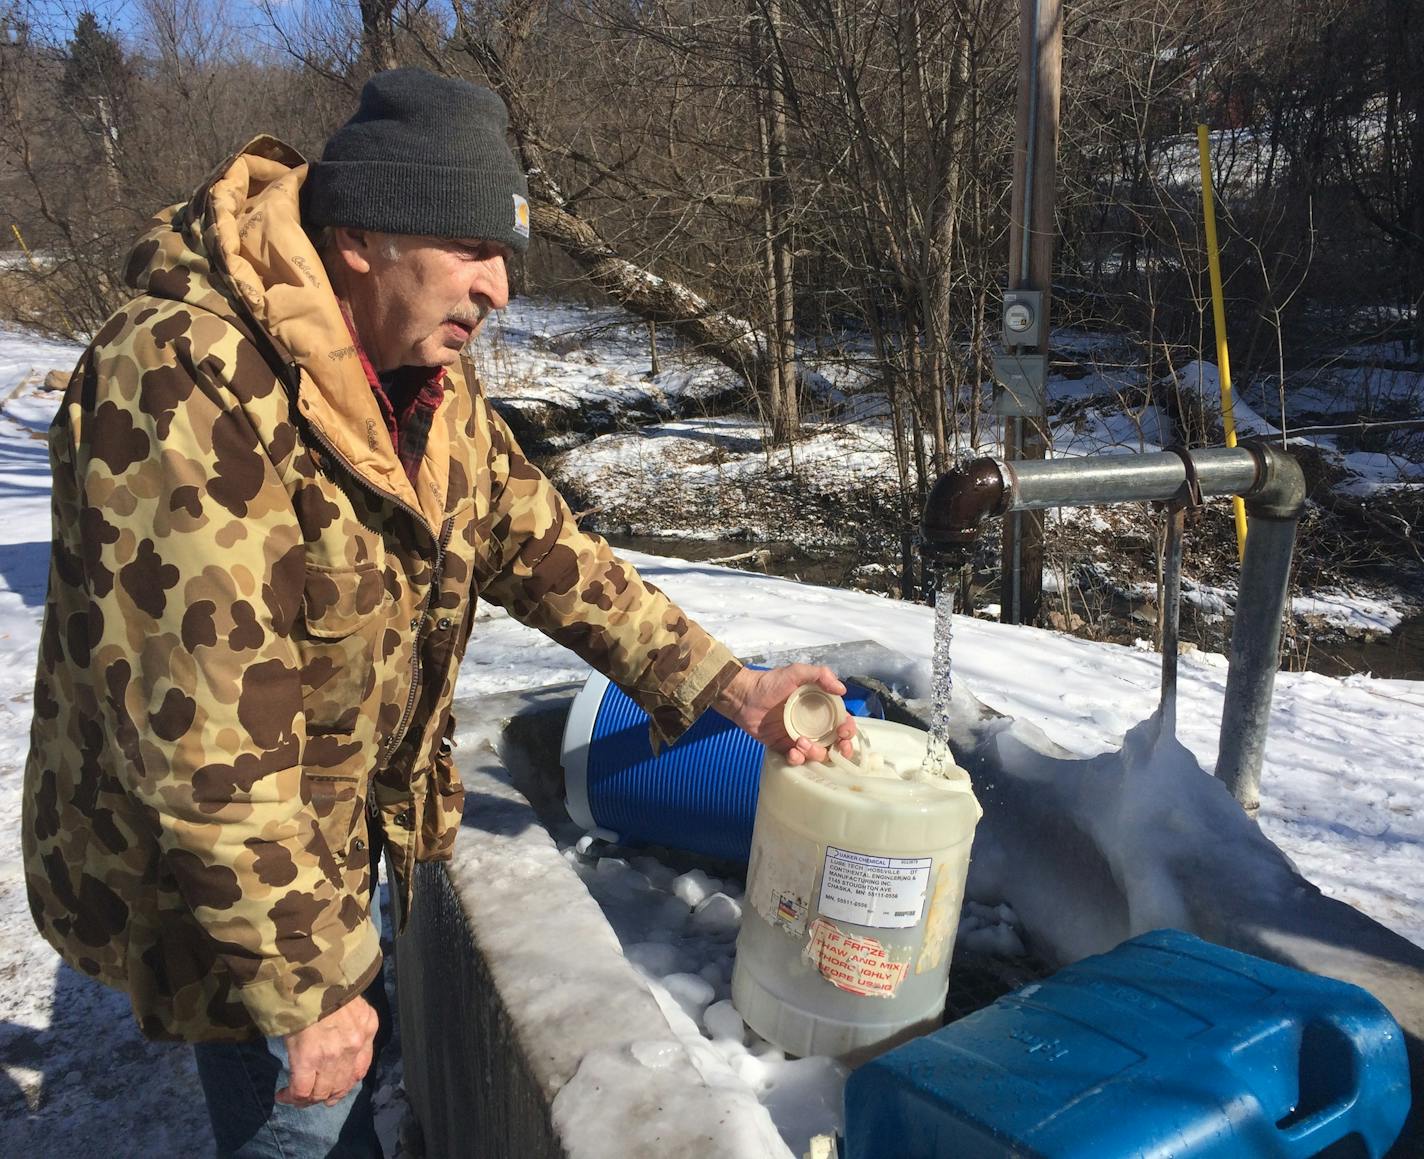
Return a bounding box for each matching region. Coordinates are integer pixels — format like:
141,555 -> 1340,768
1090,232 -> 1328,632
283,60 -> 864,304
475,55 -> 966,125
0,267 -> 89,340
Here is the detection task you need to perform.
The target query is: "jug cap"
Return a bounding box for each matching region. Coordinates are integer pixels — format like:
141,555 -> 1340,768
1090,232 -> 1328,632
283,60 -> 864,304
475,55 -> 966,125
784,685 -> 846,748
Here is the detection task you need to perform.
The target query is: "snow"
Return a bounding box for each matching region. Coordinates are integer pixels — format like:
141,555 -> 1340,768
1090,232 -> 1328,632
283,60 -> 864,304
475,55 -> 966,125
554,416 -> 902,534
1334,451 -> 1424,495
561,832 -> 860,1154
472,298 -> 744,415
1,312 -> 1422,1153
1170,577 -> 1408,636
1292,589 -> 1406,634
1173,360 -> 1281,439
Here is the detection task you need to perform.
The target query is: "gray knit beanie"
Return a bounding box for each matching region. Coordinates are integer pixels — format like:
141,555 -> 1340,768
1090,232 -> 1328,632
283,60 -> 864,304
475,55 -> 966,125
304,68 -> 531,253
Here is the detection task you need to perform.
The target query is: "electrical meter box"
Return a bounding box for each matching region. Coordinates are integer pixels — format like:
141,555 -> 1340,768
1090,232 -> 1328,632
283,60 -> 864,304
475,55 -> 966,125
1002,288 -> 1046,348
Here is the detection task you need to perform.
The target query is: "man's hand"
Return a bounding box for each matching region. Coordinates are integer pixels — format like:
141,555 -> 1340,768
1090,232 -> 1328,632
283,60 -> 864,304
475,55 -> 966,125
277,994 -> 379,1109
714,664 -> 858,765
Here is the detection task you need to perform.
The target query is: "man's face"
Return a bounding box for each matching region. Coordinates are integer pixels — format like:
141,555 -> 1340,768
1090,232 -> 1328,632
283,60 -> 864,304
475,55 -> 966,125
332,230 -> 512,373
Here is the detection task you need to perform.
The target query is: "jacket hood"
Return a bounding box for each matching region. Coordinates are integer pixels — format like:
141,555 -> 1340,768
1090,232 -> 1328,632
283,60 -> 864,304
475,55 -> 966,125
124,136 -> 310,338
123,135 -> 453,528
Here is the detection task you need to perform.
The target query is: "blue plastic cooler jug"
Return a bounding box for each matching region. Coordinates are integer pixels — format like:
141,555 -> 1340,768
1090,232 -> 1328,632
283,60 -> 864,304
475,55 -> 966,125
561,668 -> 883,862
843,929 -> 1410,1158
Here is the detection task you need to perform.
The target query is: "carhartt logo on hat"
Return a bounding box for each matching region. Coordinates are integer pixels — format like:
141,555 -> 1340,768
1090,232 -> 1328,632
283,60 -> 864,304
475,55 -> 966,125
513,193 -> 530,239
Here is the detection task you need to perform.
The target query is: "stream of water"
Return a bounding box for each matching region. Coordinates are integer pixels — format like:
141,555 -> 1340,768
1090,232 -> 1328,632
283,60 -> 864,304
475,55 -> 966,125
921,573 -> 956,778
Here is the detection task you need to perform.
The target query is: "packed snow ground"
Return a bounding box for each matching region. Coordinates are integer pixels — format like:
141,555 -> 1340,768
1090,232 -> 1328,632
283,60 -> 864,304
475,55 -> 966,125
1,314 -> 1421,1154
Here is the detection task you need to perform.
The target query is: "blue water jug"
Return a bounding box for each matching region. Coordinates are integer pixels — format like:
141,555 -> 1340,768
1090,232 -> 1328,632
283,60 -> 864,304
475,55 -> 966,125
844,929 -> 1410,1158
561,667 -> 884,863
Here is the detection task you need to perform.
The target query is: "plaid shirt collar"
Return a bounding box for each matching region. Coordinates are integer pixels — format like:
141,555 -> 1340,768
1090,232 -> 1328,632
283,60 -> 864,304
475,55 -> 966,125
341,308 -> 449,487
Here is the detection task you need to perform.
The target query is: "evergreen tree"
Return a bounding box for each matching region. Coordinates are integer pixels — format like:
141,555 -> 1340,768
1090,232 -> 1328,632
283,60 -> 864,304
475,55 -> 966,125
62,10 -> 131,179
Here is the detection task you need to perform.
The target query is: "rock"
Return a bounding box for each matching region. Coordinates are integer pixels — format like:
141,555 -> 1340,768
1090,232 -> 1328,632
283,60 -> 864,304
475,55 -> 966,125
42,369 -> 70,392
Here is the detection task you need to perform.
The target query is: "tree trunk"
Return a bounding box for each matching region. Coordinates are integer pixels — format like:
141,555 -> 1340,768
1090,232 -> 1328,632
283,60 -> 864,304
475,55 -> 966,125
752,0 -> 799,443
762,0 -> 799,443
910,2 -> 970,476
93,94 -> 121,197
1404,4 -> 1424,365
359,1 -> 399,72
870,299 -> 916,599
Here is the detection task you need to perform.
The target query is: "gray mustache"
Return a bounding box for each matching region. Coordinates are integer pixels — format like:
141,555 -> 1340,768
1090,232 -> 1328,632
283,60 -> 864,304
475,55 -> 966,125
449,302 -> 492,328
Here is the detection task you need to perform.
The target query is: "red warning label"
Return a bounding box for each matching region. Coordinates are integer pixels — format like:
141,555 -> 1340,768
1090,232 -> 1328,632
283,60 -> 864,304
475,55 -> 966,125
805,918 -> 910,998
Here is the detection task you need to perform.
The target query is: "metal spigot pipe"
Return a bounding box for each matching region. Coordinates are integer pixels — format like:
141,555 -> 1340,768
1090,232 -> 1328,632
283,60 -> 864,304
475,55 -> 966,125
1003,446 -> 1261,510
1215,443 -> 1307,812
921,446 -> 1270,552
920,442 -> 1308,814
1216,516 -> 1299,812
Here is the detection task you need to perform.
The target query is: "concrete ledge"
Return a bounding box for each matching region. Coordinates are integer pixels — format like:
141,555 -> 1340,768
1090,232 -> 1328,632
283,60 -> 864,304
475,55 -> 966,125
397,684 -> 789,1159
398,861 -> 559,1158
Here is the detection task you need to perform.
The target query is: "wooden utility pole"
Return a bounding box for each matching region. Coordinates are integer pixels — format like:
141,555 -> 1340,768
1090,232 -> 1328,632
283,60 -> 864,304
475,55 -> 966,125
999,0 -> 1063,625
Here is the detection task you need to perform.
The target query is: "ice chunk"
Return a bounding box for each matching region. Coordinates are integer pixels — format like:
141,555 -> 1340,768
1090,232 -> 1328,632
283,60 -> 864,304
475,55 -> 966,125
625,942 -> 680,978
690,892 -> 742,936
957,899 -> 1027,956
703,999 -> 746,1043
751,1040 -> 786,1062
733,1050 -> 772,1093
697,961 -> 725,993
959,921 -> 1026,957
631,855 -> 677,890
661,972 -> 715,1023
629,1040 -> 682,1070
654,894 -> 691,931
672,868 -> 721,907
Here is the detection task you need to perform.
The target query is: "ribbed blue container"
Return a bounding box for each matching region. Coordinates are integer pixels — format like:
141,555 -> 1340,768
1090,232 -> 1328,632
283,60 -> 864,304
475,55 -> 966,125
561,669 -> 883,863
844,929 -> 1411,1159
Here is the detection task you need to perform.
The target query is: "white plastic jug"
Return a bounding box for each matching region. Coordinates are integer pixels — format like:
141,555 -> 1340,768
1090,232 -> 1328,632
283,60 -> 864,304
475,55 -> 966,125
731,712 -> 981,1059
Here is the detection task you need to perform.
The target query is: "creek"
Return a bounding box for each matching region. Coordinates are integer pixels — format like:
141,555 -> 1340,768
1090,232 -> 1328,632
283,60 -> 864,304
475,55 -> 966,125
606,533 -> 1424,681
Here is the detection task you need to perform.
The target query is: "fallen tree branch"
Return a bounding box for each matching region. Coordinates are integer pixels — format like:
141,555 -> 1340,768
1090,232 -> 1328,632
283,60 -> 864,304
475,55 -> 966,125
702,548 -> 774,571
456,22 -> 808,403
1313,488 -> 1422,565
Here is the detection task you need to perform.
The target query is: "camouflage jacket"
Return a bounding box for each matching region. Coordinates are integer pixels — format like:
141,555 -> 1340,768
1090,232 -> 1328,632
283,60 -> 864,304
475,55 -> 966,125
22,137 -> 741,1043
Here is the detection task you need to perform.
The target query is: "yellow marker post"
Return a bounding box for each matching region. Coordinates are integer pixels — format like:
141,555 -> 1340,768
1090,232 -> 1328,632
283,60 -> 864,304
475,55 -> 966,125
1197,125 -> 1248,560
10,223 -> 40,269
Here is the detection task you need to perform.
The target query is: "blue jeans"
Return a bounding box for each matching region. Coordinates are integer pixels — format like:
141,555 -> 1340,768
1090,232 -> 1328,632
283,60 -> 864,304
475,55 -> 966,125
195,892 -> 391,1159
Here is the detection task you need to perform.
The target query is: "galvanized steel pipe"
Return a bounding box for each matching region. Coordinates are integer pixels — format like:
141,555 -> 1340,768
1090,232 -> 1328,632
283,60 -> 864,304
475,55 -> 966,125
921,442 -> 1308,813
1003,446 -> 1261,510
1215,516 -> 1299,812
1216,443 -> 1307,811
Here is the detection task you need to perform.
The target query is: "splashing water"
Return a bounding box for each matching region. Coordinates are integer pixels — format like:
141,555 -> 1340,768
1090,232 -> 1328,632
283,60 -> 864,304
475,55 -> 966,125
920,573 -> 956,778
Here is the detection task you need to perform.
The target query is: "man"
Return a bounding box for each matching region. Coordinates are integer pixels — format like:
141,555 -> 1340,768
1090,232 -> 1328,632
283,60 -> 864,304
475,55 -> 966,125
22,69 -> 854,1157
